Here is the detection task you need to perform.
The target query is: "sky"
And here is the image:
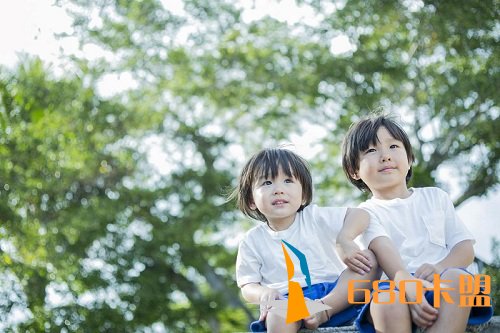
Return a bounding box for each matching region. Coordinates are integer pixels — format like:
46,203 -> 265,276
0,0 -> 499,263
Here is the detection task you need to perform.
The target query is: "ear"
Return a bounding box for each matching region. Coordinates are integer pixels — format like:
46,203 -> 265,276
351,172 -> 361,180
249,202 -> 257,210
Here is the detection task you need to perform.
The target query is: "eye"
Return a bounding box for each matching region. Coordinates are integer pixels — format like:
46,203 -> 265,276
365,148 -> 376,154
390,144 -> 399,149
262,180 -> 272,186
284,178 -> 294,183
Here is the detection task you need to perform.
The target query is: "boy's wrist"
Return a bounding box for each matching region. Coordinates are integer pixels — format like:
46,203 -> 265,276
336,240 -> 359,256
337,238 -> 357,248
394,270 -> 413,284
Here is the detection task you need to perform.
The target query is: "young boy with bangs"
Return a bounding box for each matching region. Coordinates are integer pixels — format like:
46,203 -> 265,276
232,147 -> 381,333
339,114 -> 492,333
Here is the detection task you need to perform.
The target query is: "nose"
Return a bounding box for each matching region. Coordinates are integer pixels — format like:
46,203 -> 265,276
273,184 -> 284,195
381,150 -> 392,162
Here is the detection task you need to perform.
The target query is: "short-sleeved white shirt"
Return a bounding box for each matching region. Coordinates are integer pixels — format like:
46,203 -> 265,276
236,204 -> 348,294
361,187 -> 475,273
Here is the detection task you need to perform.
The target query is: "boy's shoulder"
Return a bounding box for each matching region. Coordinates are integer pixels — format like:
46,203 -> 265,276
358,186 -> 448,209
242,222 -> 268,239
299,204 -> 348,222
413,186 -> 449,199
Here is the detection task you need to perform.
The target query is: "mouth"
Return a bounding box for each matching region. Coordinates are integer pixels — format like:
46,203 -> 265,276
272,199 -> 289,205
379,166 -> 396,172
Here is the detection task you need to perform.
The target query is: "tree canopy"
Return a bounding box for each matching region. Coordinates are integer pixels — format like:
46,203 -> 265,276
0,0 -> 498,331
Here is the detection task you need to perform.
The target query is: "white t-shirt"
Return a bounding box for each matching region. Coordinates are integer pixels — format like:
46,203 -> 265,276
236,204 -> 348,294
361,187 -> 475,273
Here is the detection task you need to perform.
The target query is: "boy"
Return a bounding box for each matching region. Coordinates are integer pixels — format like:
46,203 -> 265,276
340,114 -> 493,333
233,147 -> 380,333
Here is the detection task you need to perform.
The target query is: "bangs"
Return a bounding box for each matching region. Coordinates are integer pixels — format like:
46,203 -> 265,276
355,121 -> 380,151
253,149 -> 296,180
355,117 -> 409,151
384,123 -> 410,146
235,147 -> 313,221
342,114 -> 415,193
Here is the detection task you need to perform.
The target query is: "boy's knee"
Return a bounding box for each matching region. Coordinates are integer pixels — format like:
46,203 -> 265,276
371,294 -> 409,317
370,297 -> 412,333
440,268 -> 468,286
265,311 -> 301,332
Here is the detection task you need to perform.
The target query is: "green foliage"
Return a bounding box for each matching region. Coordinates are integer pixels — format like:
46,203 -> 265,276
1,0 -> 498,331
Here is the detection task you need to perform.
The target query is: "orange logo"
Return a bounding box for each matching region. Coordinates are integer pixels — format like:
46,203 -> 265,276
348,274 -> 491,307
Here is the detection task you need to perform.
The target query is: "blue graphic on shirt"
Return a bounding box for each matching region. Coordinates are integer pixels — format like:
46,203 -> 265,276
282,240 -> 311,288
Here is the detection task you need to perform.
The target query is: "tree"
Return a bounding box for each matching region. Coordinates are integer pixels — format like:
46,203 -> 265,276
1,0 -> 498,331
304,0 -> 499,206
1,55 -> 250,332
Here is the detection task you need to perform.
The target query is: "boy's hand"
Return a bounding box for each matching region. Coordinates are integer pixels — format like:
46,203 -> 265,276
405,278 -> 438,328
337,242 -> 372,275
409,296 -> 438,328
258,288 -> 283,321
415,263 -> 442,282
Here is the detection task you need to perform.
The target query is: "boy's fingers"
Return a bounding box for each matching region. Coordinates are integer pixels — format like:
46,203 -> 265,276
420,269 -> 433,281
418,298 -> 438,319
421,280 -> 436,290
360,250 -> 372,267
346,260 -> 362,274
357,263 -> 370,273
418,306 -> 438,320
421,299 -> 438,315
411,312 -> 432,328
346,262 -> 359,273
416,264 -> 438,281
411,304 -> 437,327
357,253 -> 372,267
349,258 -> 369,274
354,255 -> 371,272
258,307 -> 267,321
408,289 -> 438,327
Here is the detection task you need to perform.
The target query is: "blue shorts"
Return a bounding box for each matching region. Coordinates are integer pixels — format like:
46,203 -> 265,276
250,280 -> 363,332
355,268 -> 494,333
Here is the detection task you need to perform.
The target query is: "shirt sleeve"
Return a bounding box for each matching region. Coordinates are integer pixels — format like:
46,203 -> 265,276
440,189 -> 475,249
308,205 -> 348,235
360,207 -> 390,248
236,236 -> 262,288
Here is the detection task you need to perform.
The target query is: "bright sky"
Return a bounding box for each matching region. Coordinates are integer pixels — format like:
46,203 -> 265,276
0,0 -> 499,263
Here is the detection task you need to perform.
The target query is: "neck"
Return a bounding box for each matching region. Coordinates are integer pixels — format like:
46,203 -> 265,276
372,186 -> 412,200
267,215 -> 297,231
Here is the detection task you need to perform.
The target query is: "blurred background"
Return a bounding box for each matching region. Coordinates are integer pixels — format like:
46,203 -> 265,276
0,0 -> 498,332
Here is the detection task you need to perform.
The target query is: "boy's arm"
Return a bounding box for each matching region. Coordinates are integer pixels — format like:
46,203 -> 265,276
368,236 -> 411,281
369,236 -> 439,328
415,239 -> 474,281
336,208 -> 372,274
241,283 -> 282,321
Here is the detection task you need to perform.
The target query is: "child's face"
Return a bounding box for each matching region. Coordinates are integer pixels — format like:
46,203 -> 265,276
250,167 -> 304,226
354,126 -> 411,197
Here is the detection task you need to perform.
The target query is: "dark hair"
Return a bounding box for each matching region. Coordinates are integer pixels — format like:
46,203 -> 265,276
342,115 -> 415,192
230,147 -> 313,222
